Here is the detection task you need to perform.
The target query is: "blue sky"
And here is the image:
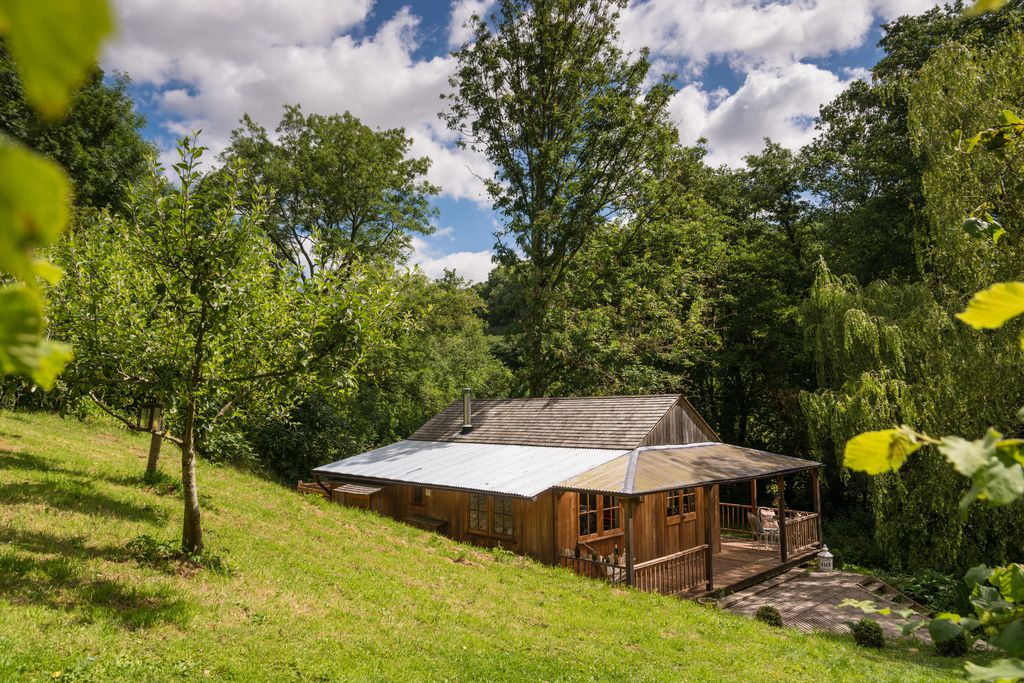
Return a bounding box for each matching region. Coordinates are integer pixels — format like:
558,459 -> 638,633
103,0 -> 938,282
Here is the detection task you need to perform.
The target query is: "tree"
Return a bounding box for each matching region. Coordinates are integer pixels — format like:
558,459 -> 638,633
52,135 -> 404,552
0,42 -> 151,211
221,105 -> 438,278
441,0 -> 677,396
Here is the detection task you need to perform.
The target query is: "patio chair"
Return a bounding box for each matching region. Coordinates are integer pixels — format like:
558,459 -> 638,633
747,512 -> 779,550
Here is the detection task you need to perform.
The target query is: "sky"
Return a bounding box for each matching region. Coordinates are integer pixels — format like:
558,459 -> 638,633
101,0 -> 941,283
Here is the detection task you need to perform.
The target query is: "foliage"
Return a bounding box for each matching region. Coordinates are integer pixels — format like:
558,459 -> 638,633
754,605 -> 784,627
50,134 -> 406,551
0,411 -> 974,681
0,43 -> 152,210
221,104 -> 438,278
0,0 -> 115,390
126,534 -> 229,574
850,617 -> 886,648
937,631 -> 970,658
442,0 -> 677,396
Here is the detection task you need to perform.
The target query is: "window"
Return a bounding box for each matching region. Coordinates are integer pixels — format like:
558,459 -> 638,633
493,497 -> 514,537
681,489 -> 697,515
667,488 -> 697,519
468,494 -> 515,538
579,494 -> 620,537
469,493 -> 488,532
412,486 -> 425,506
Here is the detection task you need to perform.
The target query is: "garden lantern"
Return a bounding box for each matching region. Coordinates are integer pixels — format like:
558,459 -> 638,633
136,401 -> 162,432
817,544 -> 834,572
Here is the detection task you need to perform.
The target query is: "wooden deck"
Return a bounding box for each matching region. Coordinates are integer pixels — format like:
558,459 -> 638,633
707,538 -> 819,596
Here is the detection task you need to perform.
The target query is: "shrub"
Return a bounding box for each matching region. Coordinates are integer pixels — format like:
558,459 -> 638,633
754,605 -> 783,627
850,617 -> 885,648
934,631 -> 968,657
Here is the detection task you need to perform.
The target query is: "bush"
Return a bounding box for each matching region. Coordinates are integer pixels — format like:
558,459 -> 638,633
934,631 -> 968,657
850,617 -> 885,648
126,534 -> 229,574
754,605 -> 783,627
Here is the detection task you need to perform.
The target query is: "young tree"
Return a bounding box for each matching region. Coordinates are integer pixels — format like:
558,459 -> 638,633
53,135 -> 404,552
221,105 -> 438,278
441,0 -> 676,396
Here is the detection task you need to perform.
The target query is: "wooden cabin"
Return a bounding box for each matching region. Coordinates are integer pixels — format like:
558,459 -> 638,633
312,394 -> 823,596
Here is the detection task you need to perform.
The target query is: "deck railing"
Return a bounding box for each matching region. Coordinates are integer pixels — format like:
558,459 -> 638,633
719,502 -> 754,537
784,512 -> 820,554
558,554 -> 627,584
634,545 -> 709,595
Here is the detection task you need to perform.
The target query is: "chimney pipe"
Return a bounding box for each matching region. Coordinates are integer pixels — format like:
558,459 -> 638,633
462,387 -> 473,432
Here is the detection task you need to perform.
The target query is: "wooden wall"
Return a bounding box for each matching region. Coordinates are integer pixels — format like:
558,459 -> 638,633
554,486 -> 721,563
641,402 -> 719,446
331,480 -> 721,567
340,482 -> 558,564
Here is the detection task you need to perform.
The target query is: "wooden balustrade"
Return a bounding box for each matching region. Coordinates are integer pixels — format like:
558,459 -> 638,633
633,544 -> 709,596
558,554 -> 627,584
719,502 -> 754,536
784,512 -> 820,553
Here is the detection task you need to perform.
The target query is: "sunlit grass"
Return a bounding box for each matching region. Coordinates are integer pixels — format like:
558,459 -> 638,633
0,411 -> 969,681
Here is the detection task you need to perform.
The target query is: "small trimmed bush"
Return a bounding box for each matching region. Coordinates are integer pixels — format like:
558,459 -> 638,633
754,605 -> 784,627
850,617 -> 885,649
935,631 -> 968,657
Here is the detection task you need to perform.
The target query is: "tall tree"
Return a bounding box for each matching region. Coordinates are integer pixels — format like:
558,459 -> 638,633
441,0 -> 676,396
52,135 -> 404,552
0,42 -> 151,211
221,105 -> 438,278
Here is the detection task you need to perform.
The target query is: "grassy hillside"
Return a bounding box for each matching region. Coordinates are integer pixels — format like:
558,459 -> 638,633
0,411 -> 965,682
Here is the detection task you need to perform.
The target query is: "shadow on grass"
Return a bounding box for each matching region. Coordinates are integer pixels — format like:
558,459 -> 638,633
0,545 -> 192,630
0,477 -> 169,524
810,630 -> 985,674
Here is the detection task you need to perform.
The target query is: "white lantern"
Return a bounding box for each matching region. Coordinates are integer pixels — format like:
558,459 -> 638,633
817,544 -> 834,572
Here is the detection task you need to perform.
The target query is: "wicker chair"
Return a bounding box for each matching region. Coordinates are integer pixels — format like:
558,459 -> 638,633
747,512 -> 779,550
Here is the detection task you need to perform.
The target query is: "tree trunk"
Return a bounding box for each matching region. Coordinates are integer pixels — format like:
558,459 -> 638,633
180,398 -> 203,553
145,430 -> 163,477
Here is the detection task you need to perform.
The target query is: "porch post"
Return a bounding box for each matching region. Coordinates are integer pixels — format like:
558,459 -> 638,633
624,497 -> 635,586
811,468 -> 823,546
703,484 -> 714,592
749,479 -> 758,518
776,475 -> 788,562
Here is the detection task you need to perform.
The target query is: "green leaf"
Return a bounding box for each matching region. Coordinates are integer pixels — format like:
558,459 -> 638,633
957,282 -> 1024,330
975,460 -> 1024,507
929,616 -> 964,643
31,259 -> 63,285
1001,110 -> 1023,126
0,0 -> 114,118
0,143 -> 71,280
0,284 -> 72,389
844,428 -> 922,474
966,565 -> 995,589
966,658 -> 1024,682
963,216 -> 1005,243
992,621 -> 1024,658
991,565 -> 1024,603
941,434 -> 997,477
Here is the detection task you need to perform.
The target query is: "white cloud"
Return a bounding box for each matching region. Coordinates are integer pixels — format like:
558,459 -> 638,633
620,0 -> 940,70
104,1 -> 491,202
449,0 -> 496,47
411,234 -> 493,283
670,63 -> 852,167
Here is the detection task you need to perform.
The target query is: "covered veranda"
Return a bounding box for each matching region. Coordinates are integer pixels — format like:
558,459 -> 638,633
556,442 -> 825,597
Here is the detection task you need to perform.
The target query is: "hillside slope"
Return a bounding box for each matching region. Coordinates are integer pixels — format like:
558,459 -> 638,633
0,411 -> 964,682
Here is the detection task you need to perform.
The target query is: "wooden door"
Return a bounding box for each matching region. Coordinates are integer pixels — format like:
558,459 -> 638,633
665,489 -> 699,554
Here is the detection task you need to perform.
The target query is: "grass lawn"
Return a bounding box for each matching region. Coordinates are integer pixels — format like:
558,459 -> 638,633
0,411 -> 972,681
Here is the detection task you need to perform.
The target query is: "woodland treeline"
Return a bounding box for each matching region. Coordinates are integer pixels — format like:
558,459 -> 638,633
2,1 -> 1023,573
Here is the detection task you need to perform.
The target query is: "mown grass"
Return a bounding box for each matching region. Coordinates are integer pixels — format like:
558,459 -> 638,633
0,411 -> 969,681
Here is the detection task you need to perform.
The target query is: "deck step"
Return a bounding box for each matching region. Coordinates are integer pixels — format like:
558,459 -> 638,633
717,569 -> 805,609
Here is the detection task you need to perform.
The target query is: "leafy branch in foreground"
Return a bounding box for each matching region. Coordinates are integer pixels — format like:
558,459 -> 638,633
0,0 -> 113,388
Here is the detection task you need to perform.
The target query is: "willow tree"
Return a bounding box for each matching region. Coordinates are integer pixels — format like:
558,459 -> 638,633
441,0 -> 676,396
53,135 -> 403,552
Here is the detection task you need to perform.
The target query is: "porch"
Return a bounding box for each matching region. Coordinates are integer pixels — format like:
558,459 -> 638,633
558,502 -> 821,597
556,442 -> 825,597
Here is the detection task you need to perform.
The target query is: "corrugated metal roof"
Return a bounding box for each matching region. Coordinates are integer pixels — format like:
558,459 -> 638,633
312,440 -> 629,499
408,394 -> 683,449
556,442 -> 823,495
